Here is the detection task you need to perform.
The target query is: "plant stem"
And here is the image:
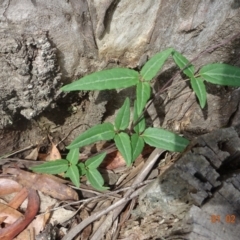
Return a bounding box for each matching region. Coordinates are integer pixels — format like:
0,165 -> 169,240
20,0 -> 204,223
136,31 -> 240,126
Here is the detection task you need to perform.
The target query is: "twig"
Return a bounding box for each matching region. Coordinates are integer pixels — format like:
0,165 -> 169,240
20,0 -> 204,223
56,123 -> 90,146
71,186 -> 102,195
62,148 -> 165,240
0,145 -> 35,159
90,148 -> 165,240
49,179 -> 153,212
62,187 -> 145,240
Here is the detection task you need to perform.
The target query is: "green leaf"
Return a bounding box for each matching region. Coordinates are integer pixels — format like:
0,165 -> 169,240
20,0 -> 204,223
66,148 -> 79,165
114,132 -> 132,166
77,162 -> 86,175
67,123 -> 115,149
85,152 -> 106,169
172,50 -> 194,78
199,63 -> 240,86
133,100 -> 146,134
136,82 -> 151,115
61,68 -> 139,91
30,160 -> 69,174
190,77 -> 207,108
114,98 -> 130,130
86,168 -> 109,191
142,127 -> 189,152
65,165 -> 80,188
140,48 -> 173,81
131,134 -> 145,162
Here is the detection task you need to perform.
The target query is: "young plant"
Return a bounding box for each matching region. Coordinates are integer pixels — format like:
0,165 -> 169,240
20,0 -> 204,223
31,149 -> 108,191
31,47 -> 240,190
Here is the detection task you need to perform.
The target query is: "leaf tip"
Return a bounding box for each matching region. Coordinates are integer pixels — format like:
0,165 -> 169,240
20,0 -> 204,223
60,86 -> 68,92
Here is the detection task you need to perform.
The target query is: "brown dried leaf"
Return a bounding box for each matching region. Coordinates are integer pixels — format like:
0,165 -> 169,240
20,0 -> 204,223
25,147 -> 39,160
0,216 -> 7,225
101,151 -> 126,170
4,168 -> 78,201
0,189 -> 39,240
0,202 -> 23,224
45,135 -> 61,161
37,153 -> 49,161
32,210 -> 51,234
0,178 -> 22,196
101,145 -> 154,170
79,209 -> 92,239
50,207 -> 78,225
8,188 -> 28,209
17,206 -> 53,238
14,225 -> 34,240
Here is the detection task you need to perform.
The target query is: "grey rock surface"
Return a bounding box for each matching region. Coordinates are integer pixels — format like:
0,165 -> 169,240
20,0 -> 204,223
0,31 -> 61,127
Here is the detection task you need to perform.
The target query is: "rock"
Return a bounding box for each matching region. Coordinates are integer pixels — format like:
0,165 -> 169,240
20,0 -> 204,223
0,32 -> 61,127
122,127 -> 240,239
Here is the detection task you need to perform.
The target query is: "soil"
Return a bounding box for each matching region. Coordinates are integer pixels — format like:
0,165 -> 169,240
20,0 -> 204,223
0,88 -> 110,158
